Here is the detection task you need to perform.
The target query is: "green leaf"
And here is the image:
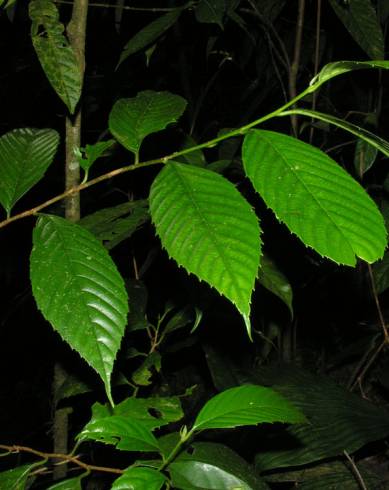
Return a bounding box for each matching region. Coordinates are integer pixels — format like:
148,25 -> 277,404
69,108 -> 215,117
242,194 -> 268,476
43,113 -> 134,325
77,415 -> 160,452
109,91 -> 187,157
30,215 -> 129,405
46,475 -> 85,489
77,139 -> 115,179
118,8 -> 184,67
112,467 -> 166,490
0,463 -> 43,490
354,137 -> 378,179
176,135 -> 207,167
149,162 -> 261,336
192,384 -> 305,431
309,60 -> 389,91
372,251 -> 389,294
278,108 -> 389,159
195,0 -> 226,29
0,128 -> 59,216
254,365 -> 389,469
131,351 -> 161,386
29,0 -> 82,113
258,255 -> 293,316
169,442 -> 269,490
79,200 -> 149,250
328,0 -> 384,59
242,129 -> 387,265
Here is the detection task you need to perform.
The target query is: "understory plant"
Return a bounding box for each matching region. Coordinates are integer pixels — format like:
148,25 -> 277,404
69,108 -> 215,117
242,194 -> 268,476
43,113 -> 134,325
1,1 -> 389,489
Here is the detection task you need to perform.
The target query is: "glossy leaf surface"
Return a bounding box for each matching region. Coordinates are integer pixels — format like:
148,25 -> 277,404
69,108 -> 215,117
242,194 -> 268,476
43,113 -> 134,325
0,128 -> 59,216
193,384 -> 305,431
109,91 -> 187,156
328,0 -> 384,59
243,130 -> 387,265
0,462 -> 42,490
29,0 -> 82,113
169,442 -> 269,490
112,467 -> 166,490
149,162 -> 261,336
30,215 -> 128,405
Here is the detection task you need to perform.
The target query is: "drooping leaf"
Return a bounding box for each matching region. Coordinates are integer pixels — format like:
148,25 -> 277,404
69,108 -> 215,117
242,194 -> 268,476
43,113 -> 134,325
77,415 -> 160,452
30,215 -> 129,405
242,130 -> 387,265
278,108 -> 389,159
169,442 -> 269,490
111,467 -> 166,490
354,137 -> 378,178
192,384 -> 305,431
309,60 -> 389,91
0,128 -> 59,216
46,475 -> 85,490
118,7 -> 184,67
79,200 -> 149,250
0,463 -> 42,490
109,91 -> 187,157
372,251 -> 389,294
29,0 -> 82,113
328,0 -> 384,59
77,139 -> 115,180
149,162 -> 261,336
254,365 -> 389,470
258,254 -> 293,316
195,0 -> 226,29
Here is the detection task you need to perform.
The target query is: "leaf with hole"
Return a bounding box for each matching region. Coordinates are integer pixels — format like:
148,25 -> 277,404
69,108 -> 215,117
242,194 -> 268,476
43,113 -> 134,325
242,130 -> 387,265
112,467 -> 166,490
149,162 -> 261,337
192,384 -> 305,431
29,0 -> 82,113
118,7 -> 184,67
0,128 -> 59,217
30,215 -> 129,405
109,91 -> 187,157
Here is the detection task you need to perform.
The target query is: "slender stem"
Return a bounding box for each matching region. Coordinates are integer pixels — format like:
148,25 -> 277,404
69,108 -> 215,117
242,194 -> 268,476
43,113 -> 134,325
343,450 -> 368,490
309,0 -> 322,144
158,427 -> 193,472
289,0 -> 305,136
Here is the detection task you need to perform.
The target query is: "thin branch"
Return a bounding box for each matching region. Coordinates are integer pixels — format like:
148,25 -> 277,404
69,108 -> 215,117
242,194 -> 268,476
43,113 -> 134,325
0,444 -> 124,475
367,264 -> 388,340
289,0 -> 305,136
343,450 -> 368,490
54,0 -> 189,12
309,0 -> 322,144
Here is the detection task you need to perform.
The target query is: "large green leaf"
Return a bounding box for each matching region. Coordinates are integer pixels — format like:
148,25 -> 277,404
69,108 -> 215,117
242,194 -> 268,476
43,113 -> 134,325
169,442 -> 269,490
0,128 -> 59,217
254,366 -> 389,470
192,384 -> 305,431
195,0 -> 226,29
149,162 -> 261,336
278,108 -> 389,159
29,0 -> 82,113
0,462 -> 43,490
109,91 -> 187,157
242,130 -> 387,265
118,7 -> 184,67
30,215 -> 129,405
79,200 -> 149,250
77,414 -> 160,452
112,467 -> 166,490
328,0 -> 384,59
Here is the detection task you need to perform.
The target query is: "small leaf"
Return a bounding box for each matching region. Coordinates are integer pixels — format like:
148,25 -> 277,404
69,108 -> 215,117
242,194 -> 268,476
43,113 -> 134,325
149,162 -> 261,336
118,8 -> 184,67
372,251 -> 389,294
109,91 -> 187,157
258,255 -> 293,316
354,138 -> 378,178
29,0 -> 82,113
112,467 -> 166,490
309,60 -> 389,90
79,200 -> 149,250
243,130 -> 387,265
132,351 -> 161,386
278,108 -> 389,159
328,0 -> 384,59
78,139 -> 115,177
169,442 -> 269,490
77,415 -> 160,452
195,0 -> 226,29
30,215 -> 129,405
0,128 -> 59,216
192,384 -> 305,431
